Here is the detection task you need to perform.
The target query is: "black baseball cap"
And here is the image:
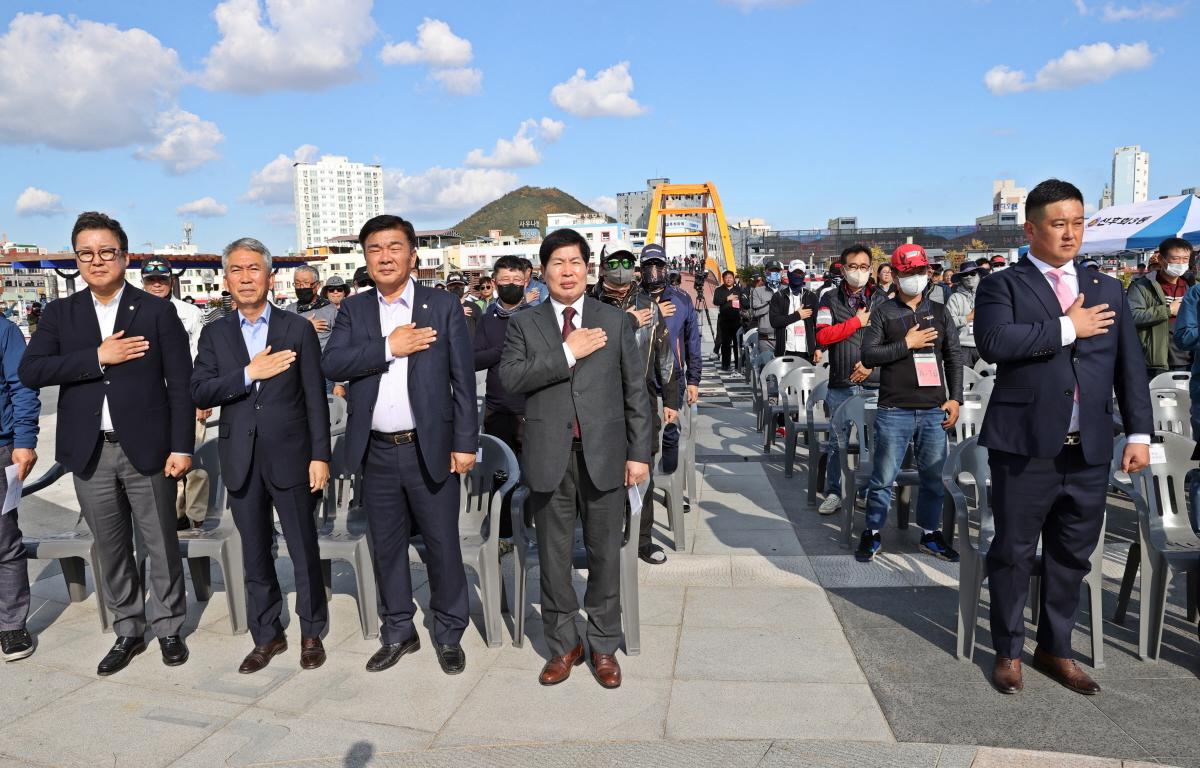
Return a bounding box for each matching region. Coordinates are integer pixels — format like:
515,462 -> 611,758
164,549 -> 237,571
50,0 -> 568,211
763,259 -> 782,271
141,257 -> 171,277
353,266 -> 374,287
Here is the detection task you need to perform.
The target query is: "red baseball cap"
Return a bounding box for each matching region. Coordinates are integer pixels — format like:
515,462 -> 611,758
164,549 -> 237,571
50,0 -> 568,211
891,244 -> 929,272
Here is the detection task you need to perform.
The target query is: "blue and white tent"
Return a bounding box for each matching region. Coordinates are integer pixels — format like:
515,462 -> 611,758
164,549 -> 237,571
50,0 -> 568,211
1079,194 -> 1200,255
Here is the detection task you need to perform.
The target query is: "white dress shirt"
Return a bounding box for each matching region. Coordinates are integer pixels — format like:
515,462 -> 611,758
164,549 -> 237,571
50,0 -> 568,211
372,280 -> 417,432
93,285 -> 125,432
549,294 -> 588,367
1026,252 -> 1148,445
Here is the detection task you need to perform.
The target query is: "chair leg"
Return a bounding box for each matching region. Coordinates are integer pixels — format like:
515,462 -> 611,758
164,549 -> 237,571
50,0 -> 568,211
620,543 -> 641,657
321,559 -> 333,603
221,543 -> 249,635
59,556 -> 88,603
1148,560 -> 1171,661
1113,540 -> 1140,624
188,557 -> 213,602
784,424 -> 796,478
942,496 -> 956,550
957,555 -> 979,660
668,473 -> 686,552
807,435 -> 820,507
840,477 -> 856,549
477,550 -> 503,649
1087,575 -> 1105,669
513,549 -> 528,648
1188,567 -> 1199,623
88,544 -> 111,634
1029,574 -> 1042,628
352,543 -> 380,640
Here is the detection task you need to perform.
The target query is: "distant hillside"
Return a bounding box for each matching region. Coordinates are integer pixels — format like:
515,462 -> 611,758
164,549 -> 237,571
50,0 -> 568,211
451,186 -> 611,239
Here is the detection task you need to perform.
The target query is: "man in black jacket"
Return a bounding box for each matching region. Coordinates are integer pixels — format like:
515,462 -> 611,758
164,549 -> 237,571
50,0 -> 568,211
19,212 -> 193,676
712,270 -> 744,370
768,260 -> 822,363
191,237 -> 331,675
857,245 -> 963,564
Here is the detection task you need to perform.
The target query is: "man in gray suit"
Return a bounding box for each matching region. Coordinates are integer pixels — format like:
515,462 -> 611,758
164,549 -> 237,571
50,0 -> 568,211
500,228 -> 651,689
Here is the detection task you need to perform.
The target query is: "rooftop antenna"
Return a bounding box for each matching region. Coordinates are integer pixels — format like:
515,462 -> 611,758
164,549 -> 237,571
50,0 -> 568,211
183,222 -> 193,245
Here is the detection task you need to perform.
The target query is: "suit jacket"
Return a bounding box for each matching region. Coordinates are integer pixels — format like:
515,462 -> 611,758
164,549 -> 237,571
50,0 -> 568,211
18,283 -> 193,475
499,296 -> 652,493
974,256 -> 1152,465
190,307 -> 331,493
321,283 -> 478,480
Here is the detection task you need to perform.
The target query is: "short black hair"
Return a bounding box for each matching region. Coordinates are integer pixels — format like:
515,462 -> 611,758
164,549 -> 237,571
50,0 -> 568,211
722,270 -> 735,278
876,263 -> 891,277
539,228 -> 590,267
358,214 -> 417,250
1026,178 -> 1084,221
930,265 -> 944,275
72,211 -> 129,252
519,257 -> 533,272
1159,237 -> 1194,257
493,255 -> 525,275
840,244 -> 871,263
976,258 -> 989,266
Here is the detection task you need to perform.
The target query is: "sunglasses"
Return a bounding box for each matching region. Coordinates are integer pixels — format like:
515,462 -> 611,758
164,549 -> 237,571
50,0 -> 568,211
605,257 -> 635,270
142,263 -> 171,276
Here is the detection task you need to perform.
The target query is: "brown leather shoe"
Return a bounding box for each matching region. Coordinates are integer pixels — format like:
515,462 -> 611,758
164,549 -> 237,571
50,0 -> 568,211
538,641 -> 584,686
992,655 -> 1023,694
591,651 -> 622,689
299,636 -> 325,670
1032,647 -> 1101,695
238,635 -> 287,674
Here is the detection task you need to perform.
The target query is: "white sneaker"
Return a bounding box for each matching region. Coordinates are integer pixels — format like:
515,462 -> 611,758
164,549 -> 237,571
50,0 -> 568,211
818,494 -> 841,515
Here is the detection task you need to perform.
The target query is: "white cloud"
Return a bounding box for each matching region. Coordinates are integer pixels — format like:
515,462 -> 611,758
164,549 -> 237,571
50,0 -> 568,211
243,144 -> 319,204
135,109 -> 224,174
380,18 -> 481,95
201,0 -> 376,93
984,41 -> 1154,94
383,166 -> 518,220
550,62 -> 646,118
380,18 -> 472,67
589,195 -> 619,217
430,67 -> 482,95
176,197 -> 229,218
15,187 -> 64,217
0,13 -> 183,150
464,118 -> 565,169
1074,1 -> 1183,20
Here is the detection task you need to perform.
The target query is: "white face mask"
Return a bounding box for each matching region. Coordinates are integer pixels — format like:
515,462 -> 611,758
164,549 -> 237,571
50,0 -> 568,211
844,269 -> 869,288
898,274 -> 929,296
963,275 -> 980,290
1166,262 -> 1188,278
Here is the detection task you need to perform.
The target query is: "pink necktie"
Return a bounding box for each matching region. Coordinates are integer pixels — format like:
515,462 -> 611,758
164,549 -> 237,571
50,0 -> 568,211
1047,269 -> 1080,405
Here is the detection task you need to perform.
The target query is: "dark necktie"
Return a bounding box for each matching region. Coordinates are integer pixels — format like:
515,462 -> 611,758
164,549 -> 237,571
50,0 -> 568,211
562,306 -> 581,438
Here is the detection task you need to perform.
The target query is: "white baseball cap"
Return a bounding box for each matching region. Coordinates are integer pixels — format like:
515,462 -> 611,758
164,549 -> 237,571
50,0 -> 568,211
787,259 -> 807,273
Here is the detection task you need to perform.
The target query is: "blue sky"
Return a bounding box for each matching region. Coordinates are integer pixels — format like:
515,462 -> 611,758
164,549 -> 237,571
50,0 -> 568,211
1,0 -> 1195,255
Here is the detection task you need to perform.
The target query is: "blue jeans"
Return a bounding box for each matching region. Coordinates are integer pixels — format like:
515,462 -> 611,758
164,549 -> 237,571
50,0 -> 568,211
864,406 -> 948,532
823,385 -> 864,497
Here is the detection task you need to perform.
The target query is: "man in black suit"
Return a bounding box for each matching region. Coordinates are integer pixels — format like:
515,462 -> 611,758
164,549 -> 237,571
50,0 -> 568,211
19,212 -> 193,676
975,179 -> 1153,696
500,228 -> 651,689
191,238 -> 331,674
322,215 -> 478,675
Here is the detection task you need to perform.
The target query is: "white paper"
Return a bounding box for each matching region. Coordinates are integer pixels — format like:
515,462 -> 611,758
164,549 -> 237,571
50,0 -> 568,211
627,483 -> 643,517
3,465 -> 21,515
1149,443 -> 1167,465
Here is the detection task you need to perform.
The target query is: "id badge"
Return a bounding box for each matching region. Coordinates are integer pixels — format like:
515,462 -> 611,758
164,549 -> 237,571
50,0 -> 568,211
913,352 -> 941,387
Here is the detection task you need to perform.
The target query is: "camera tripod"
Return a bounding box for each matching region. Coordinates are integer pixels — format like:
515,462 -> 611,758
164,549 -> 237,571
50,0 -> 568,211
693,271 -> 715,343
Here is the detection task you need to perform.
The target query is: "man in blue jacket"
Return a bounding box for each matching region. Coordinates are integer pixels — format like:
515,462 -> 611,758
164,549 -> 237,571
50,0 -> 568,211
0,317 -> 39,662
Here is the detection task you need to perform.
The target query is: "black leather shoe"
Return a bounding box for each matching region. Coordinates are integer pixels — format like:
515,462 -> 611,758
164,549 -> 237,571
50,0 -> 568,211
365,635 -> 420,672
436,643 -> 466,675
97,636 -> 147,676
159,635 -> 189,667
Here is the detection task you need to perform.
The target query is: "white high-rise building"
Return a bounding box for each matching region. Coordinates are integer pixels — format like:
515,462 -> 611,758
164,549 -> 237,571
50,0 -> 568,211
1112,145 -> 1150,206
976,179 -> 1027,226
293,155 -> 384,251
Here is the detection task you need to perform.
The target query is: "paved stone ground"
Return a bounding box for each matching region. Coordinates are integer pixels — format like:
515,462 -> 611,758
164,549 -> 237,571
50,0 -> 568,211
1,353 -> 1196,767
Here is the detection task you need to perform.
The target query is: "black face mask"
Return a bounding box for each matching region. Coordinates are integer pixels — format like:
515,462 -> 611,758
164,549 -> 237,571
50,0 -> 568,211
496,284 -> 524,305
295,287 -> 315,305
448,285 -> 465,297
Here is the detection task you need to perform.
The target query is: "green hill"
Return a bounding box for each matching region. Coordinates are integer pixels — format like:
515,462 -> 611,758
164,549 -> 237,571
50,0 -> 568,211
451,186 -> 610,239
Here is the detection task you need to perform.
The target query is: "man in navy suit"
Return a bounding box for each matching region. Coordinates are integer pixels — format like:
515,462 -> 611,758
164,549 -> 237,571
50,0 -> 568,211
975,179 -> 1152,696
19,212 -> 193,676
322,215 -> 478,675
191,238 -> 331,674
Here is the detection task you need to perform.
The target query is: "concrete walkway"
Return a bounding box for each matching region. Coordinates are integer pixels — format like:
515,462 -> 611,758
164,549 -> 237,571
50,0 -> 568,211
0,367 -> 1194,767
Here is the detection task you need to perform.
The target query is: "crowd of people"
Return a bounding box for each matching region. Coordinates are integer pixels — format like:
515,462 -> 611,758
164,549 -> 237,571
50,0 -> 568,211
0,178 -> 1193,700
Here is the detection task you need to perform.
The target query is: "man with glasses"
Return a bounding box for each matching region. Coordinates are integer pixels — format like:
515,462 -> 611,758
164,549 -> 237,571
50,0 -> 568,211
813,244 -> 889,515
140,257 -> 210,531
19,211 -> 193,676
1128,237 -> 1195,379
286,265 -> 339,352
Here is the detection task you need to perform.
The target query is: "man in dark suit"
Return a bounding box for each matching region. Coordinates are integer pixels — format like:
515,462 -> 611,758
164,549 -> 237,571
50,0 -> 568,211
500,228 -> 652,689
975,179 -> 1153,696
191,238 -> 331,674
19,211 -> 193,676
322,215 -> 478,675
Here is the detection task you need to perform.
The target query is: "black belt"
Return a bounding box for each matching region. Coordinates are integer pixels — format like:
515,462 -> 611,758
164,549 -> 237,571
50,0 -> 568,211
371,429 -> 416,445
1064,432 -> 1081,446
100,431 -> 119,444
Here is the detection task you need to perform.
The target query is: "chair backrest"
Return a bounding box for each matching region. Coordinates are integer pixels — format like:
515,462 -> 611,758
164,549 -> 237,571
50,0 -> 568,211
952,392 -> 987,442
1127,431 -> 1200,551
759,356 -> 806,400
962,366 -> 982,391
1150,388 -> 1192,437
941,436 -> 994,553
1148,370 -> 1191,392
972,376 -> 995,401
973,357 -> 997,376
322,434 -> 359,534
460,434 -> 519,538
327,395 -> 348,436
830,392 -> 878,467
743,329 -> 759,350
191,439 -> 229,525
779,366 -> 818,413
806,379 -> 831,426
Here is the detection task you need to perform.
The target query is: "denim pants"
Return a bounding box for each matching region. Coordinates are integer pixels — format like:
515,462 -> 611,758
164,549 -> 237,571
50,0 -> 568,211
823,385 -> 864,497
864,406 -> 948,532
